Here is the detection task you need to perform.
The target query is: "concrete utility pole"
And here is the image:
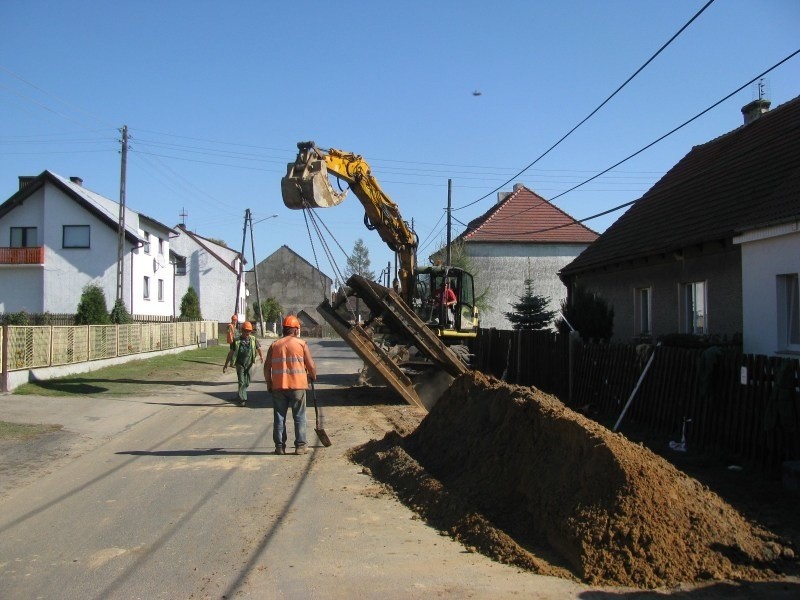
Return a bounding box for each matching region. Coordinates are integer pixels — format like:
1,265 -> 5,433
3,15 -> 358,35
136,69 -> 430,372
248,210 -> 265,336
446,178 -> 452,267
233,210 -> 248,323
116,125 -> 128,303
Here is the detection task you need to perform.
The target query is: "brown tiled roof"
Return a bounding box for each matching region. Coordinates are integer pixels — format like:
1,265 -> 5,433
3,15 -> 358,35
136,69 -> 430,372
562,95 -> 800,276
457,185 -> 598,244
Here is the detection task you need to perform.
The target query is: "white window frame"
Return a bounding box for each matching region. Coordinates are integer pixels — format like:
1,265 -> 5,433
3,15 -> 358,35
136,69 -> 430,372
680,281 -> 707,334
777,273 -> 800,352
63,225 -> 90,249
144,232 -> 151,255
634,287 -> 652,336
143,276 -> 151,300
158,278 -> 164,302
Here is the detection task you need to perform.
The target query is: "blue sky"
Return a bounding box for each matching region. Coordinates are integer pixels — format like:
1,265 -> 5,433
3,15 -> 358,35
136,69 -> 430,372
2,1 -> 798,293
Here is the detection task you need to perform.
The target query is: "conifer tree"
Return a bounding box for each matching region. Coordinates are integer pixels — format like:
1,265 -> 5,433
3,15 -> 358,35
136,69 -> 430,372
504,279 -> 556,330
75,284 -> 111,325
179,286 -> 203,320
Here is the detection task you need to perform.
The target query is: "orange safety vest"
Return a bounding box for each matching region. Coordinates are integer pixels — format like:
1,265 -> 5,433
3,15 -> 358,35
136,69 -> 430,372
269,336 -> 309,390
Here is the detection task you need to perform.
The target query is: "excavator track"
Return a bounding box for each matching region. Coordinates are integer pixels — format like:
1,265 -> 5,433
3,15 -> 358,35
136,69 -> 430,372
316,276 -> 467,411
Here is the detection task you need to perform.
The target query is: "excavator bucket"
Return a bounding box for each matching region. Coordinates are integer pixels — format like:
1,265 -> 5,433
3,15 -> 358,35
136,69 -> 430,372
281,155 -> 347,209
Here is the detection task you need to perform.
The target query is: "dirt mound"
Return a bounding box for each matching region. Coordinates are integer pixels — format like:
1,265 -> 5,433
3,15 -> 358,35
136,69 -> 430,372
351,372 -> 795,588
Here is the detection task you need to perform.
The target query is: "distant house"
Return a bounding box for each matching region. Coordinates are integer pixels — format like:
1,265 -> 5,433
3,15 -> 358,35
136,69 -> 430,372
560,96 -> 800,351
454,184 -> 598,329
246,245 -> 333,326
0,171 -> 175,317
170,224 -> 246,323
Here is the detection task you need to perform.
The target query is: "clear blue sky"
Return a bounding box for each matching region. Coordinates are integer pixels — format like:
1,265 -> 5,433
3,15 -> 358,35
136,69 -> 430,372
2,1 -> 798,295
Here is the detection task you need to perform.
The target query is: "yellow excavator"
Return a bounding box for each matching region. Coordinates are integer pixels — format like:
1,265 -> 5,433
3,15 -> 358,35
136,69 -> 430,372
281,141 -> 479,410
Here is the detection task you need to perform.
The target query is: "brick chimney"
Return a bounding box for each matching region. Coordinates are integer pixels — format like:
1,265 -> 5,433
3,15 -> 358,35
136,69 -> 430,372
741,98 -> 771,125
69,176 -> 84,186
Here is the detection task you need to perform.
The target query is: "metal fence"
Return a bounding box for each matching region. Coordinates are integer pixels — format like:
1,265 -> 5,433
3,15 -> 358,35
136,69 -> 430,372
1,321 -> 217,378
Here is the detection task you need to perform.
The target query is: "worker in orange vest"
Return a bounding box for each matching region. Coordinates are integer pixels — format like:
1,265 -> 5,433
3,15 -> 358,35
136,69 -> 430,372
223,321 -> 264,406
226,314 -> 238,344
264,315 -> 317,455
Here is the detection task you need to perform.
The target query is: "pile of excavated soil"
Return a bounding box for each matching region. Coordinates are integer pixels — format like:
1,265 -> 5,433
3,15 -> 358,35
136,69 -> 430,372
350,372 -> 795,589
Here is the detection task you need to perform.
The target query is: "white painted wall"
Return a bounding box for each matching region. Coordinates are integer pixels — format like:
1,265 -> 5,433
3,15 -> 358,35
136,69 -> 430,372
736,223 -> 800,356
467,242 -> 591,330
0,186 -> 45,312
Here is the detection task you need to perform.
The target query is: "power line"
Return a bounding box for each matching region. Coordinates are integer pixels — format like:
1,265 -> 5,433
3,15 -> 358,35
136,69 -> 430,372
453,0 -> 717,211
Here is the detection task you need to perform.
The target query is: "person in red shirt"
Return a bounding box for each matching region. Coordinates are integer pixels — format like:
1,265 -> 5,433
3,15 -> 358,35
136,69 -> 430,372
434,281 -> 457,326
264,315 -> 317,455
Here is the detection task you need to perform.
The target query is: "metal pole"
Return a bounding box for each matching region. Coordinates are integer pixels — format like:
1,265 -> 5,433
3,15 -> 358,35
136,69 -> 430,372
116,125 -> 128,303
248,210 -> 265,336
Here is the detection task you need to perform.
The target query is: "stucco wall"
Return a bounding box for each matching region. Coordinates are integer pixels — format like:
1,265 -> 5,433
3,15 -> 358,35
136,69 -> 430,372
0,187 -> 46,313
247,246 -> 332,325
738,228 -> 800,356
466,242 -> 590,330
569,243 -> 742,342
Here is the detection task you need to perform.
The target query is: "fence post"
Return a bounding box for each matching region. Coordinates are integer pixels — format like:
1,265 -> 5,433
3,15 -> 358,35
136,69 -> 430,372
1,324 -> 8,392
568,330 -> 580,404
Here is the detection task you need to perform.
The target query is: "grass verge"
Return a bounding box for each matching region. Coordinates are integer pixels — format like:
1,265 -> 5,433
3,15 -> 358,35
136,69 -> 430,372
0,421 -> 63,440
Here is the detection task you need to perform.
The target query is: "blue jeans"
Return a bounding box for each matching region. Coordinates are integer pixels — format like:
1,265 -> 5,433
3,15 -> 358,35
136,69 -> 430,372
271,389 -> 307,449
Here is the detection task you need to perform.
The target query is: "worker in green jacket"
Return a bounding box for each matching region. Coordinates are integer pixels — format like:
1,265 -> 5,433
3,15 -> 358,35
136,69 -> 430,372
223,321 -> 264,406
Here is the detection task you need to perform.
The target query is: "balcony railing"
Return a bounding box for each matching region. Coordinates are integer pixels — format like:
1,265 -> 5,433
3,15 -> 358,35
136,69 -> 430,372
0,246 -> 45,265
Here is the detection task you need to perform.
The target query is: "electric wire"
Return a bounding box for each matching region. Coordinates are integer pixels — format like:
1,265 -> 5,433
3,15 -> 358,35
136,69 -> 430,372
453,0 -> 717,211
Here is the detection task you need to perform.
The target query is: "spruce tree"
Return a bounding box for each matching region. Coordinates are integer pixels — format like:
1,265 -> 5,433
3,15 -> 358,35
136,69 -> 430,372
75,284 -> 111,325
110,299 -> 133,324
504,279 -> 556,330
179,286 -> 203,320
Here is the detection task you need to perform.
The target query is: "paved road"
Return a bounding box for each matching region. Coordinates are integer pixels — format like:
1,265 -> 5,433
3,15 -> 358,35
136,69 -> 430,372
0,340 -> 599,599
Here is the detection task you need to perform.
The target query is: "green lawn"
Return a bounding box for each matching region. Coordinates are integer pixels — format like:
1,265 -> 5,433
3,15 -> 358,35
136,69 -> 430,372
0,421 -> 63,441
12,343 -> 231,397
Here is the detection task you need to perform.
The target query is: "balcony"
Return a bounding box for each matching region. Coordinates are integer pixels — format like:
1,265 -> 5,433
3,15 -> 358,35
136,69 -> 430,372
0,246 -> 45,265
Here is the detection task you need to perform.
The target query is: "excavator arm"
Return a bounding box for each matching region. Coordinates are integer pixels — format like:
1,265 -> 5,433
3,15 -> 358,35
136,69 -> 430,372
281,141 -> 417,301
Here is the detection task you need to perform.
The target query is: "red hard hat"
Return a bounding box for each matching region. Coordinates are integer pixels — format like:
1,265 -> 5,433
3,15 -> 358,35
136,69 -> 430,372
241,321 -> 253,331
283,315 -> 301,329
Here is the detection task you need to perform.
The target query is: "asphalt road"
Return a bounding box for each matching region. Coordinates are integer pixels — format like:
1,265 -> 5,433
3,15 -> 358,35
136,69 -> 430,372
0,340 -> 602,599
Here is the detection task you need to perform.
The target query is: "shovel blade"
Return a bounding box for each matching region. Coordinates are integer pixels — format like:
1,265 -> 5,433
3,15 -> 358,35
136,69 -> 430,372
315,427 -> 332,447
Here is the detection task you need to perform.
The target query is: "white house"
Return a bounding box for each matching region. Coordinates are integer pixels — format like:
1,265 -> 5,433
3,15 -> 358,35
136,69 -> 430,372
0,170 -> 176,318
170,224 -> 245,323
734,219 -> 800,356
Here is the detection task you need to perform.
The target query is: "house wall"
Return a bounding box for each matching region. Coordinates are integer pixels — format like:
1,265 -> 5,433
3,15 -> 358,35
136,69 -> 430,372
170,231 -> 241,323
569,242 -> 742,342
0,186 -> 46,313
129,227 -> 174,318
466,242 -> 590,330
737,226 -> 800,356
248,246 -> 332,325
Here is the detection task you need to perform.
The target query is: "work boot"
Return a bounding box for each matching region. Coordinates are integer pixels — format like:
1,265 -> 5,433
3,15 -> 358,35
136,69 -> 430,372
295,446 -> 308,455
274,447 -> 285,455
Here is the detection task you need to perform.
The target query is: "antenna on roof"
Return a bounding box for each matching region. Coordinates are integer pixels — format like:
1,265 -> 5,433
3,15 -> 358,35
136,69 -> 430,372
179,207 -> 188,226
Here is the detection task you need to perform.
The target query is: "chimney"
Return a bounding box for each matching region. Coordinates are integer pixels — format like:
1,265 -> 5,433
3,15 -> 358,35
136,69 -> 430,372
69,176 -> 84,186
513,183 -> 525,192
497,183 -> 525,205
18,176 -> 36,191
741,98 -> 771,125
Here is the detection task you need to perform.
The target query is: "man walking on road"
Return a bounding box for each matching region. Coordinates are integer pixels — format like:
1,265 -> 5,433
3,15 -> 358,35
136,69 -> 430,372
223,321 -> 264,406
264,315 -> 316,455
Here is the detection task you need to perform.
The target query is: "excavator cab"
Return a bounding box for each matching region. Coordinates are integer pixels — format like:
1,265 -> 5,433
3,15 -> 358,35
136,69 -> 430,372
413,266 -> 478,339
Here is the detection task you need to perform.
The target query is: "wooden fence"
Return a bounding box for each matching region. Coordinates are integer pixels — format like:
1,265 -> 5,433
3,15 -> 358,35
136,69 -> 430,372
470,328 -> 800,473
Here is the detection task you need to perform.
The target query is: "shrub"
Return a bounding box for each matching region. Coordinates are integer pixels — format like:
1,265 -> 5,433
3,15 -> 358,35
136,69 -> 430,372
179,287 -> 202,320
75,284 -> 111,325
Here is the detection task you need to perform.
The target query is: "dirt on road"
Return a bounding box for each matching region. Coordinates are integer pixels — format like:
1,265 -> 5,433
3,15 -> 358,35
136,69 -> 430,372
352,371 -> 800,590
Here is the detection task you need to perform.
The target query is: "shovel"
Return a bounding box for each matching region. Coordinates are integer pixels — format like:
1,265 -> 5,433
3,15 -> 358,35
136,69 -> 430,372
310,380 -> 332,447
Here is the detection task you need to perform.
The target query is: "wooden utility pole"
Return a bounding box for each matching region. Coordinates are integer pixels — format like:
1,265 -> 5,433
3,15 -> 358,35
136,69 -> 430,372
248,210 -> 265,336
446,178 -> 452,267
116,125 -> 128,303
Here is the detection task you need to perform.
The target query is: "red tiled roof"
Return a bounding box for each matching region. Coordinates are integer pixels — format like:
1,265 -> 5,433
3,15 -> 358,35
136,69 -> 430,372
562,95 -> 800,276
457,186 -> 598,244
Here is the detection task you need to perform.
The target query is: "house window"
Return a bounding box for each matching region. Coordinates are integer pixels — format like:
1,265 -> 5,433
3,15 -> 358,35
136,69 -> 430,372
10,226 -> 37,247
635,287 -> 652,336
158,279 -> 164,302
144,232 -> 151,254
63,225 -> 90,248
682,281 -> 706,334
175,257 -> 187,276
143,276 -> 150,300
158,237 -> 164,256
777,274 -> 800,351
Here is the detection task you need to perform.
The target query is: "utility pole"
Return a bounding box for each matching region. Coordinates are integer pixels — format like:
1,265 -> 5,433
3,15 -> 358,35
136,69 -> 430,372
248,210 -> 265,336
446,178 -> 452,267
233,209 -> 248,323
116,125 -> 128,303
